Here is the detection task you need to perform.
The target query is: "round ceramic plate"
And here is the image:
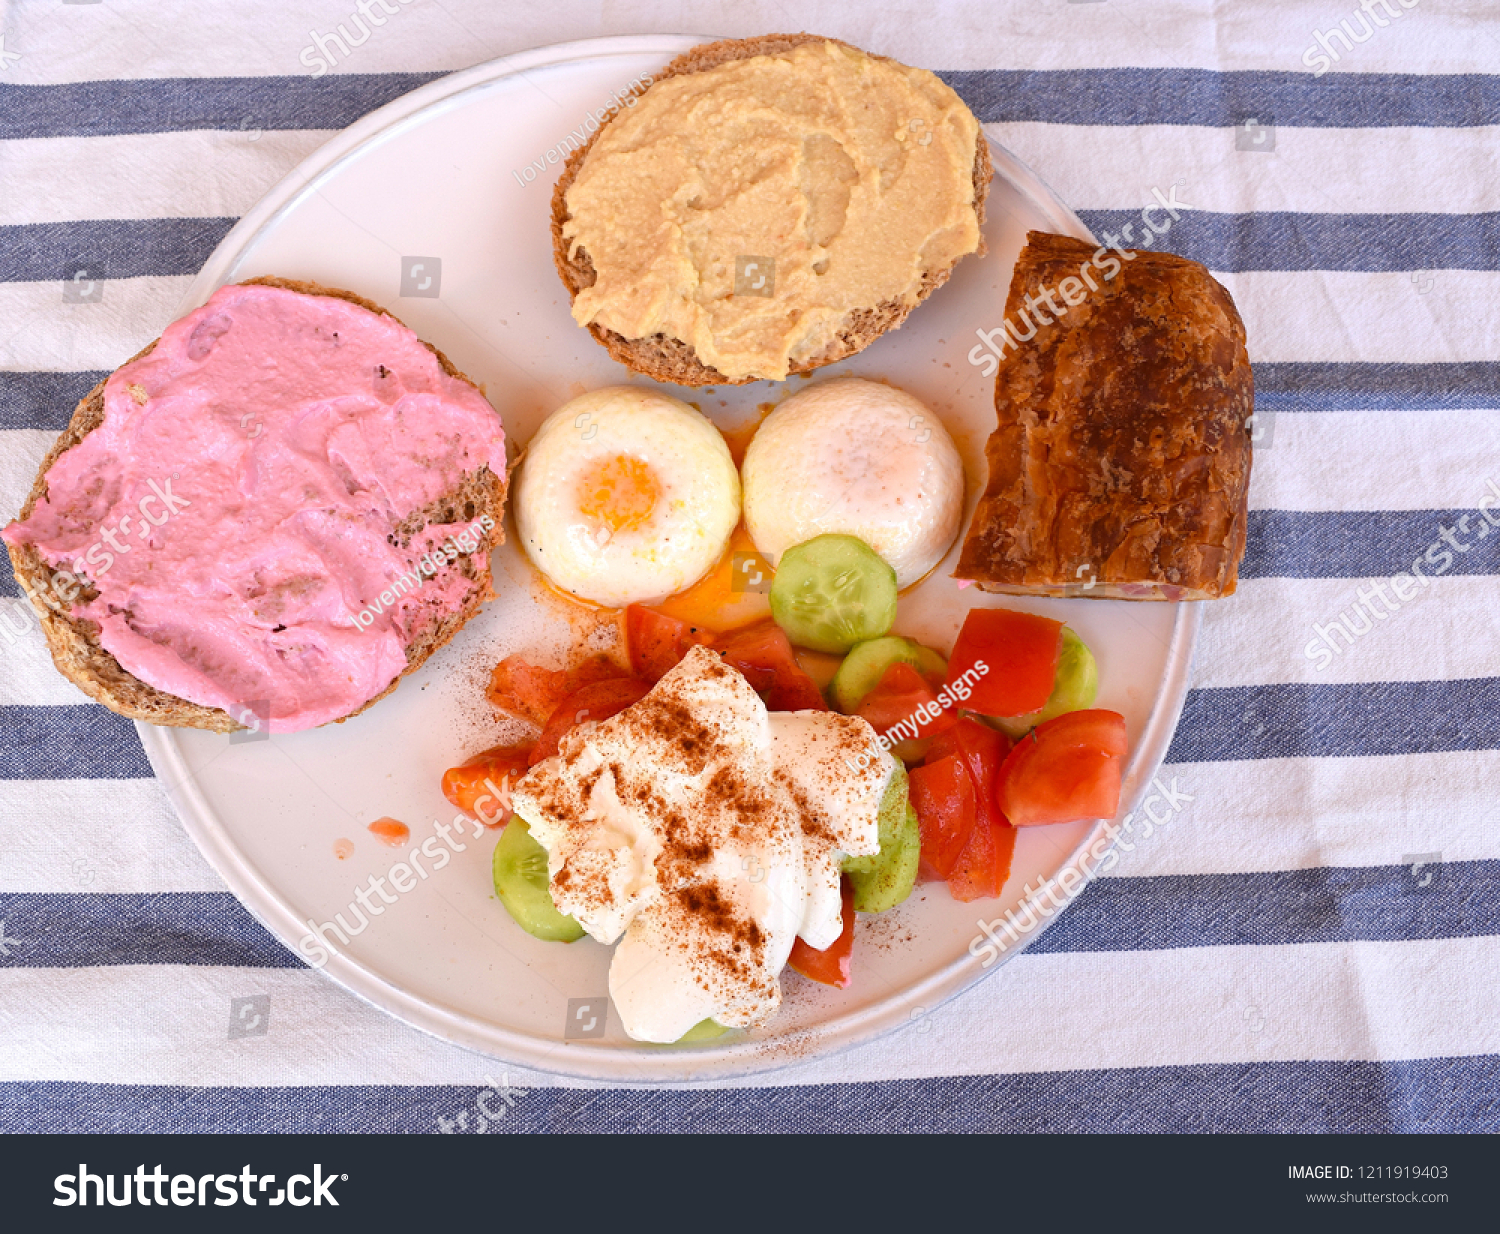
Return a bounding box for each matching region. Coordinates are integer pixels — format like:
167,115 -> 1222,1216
136,35 -> 1199,1082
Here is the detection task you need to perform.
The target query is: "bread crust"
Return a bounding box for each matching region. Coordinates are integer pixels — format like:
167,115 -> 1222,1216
954,232 -> 1253,601
4,276 -> 509,732
550,33 -> 992,386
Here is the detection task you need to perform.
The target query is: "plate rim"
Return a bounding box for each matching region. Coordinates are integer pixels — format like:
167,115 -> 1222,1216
135,32 -> 1201,1084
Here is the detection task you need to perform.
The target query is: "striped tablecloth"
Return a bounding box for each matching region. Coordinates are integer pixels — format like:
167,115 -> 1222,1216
2,0 -> 1497,1133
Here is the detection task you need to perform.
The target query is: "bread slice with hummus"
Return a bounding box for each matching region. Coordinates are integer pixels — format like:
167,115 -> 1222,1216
551,34 -> 992,385
2,276 -> 509,734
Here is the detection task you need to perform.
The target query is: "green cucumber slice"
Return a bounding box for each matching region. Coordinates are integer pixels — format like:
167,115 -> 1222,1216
674,1018 -> 730,1043
993,627 -> 1099,740
492,817 -> 585,943
768,534 -> 898,654
843,761 -> 907,877
831,636 -> 949,714
848,801 -> 921,914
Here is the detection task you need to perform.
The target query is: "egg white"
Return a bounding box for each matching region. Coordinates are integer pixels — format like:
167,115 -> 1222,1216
514,387 -> 741,607
741,377 -> 965,588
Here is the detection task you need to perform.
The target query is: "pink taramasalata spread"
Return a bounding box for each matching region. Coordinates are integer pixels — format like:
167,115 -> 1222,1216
2,282 -> 508,732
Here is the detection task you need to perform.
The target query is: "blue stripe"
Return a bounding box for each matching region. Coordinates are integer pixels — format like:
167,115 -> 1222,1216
0,219 -> 236,284
3,70 -> 1496,140
0,707 -> 153,779
943,68 -> 1500,128
4,1056 -> 1495,1132
1029,861 -> 1500,953
11,210 -> 1499,284
1075,209 -> 1500,273
0,370 -> 106,432
1167,678 -> 1500,763
4,677 -> 1491,781
0,73 -> 446,140
8,857 -> 1495,969
1241,509 -> 1500,580
8,364 -> 1497,435
1255,362 -> 1500,411
0,893 -> 298,969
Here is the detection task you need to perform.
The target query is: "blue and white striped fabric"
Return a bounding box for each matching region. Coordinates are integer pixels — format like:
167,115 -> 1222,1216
3,0 -> 1498,1133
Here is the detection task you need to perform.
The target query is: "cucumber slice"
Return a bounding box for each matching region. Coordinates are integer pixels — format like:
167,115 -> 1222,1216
993,628 -> 1099,740
831,636 -> 949,714
848,802 -> 921,913
675,1018 -> 730,1043
769,534 -> 898,654
843,761 -> 907,876
492,817 -> 585,943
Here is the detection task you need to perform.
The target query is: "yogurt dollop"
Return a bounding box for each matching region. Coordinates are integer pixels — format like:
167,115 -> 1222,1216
3,282 -> 507,731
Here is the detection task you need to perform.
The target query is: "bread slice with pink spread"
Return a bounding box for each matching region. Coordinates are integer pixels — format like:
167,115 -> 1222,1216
2,276 -> 508,734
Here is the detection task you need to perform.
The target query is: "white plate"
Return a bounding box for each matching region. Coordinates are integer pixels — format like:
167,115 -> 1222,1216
136,35 -> 1199,1083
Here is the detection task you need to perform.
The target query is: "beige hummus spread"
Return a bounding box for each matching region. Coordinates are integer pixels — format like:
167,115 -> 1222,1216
562,40 -> 982,381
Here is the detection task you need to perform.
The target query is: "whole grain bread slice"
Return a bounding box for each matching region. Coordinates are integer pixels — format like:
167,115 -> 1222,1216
4,275 -> 508,733
550,33 -> 993,386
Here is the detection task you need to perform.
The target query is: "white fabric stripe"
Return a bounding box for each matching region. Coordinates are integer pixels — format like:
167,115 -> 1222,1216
2,936 -> 1496,1087
1111,749 -> 1500,877
0,277 -> 195,372
1194,576 -> 1500,687
1,430 -> 59,532
1218,270 -> 1500,363
3,271 -> 1498,370
0,600 -> 96,708
0,132 -> 337,227
989,123 -> 1500,216
2,0 -> 1497,78
1247,409 -> 1500,513
9,123 -> 1500,228
0,779 -> 225,893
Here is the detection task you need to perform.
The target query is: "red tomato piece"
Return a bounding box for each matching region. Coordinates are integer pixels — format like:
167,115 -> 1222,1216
715,621 -> 828,712
625,605 -> 715,682
908,754 -> 976,879
529,677 -> 653,766
926,716 -> 1012,789
946,809 -> 1017,903
487,654 -> 631,724
854,661 -> 958,742
786,877 -> 855,989
997,710 -> 1128,826
441,745 -> 534,827
486,656 -> 570,725
945,608 -> 1065,718
926,717 -> 1016,901
568,654 -> 631,690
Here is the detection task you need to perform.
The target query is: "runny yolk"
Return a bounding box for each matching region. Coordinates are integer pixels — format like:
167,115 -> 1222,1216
655,522 -> 773,633
575,454 -> 660,534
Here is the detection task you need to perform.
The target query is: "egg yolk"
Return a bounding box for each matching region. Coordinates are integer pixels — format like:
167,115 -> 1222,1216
576,454 -> 661,534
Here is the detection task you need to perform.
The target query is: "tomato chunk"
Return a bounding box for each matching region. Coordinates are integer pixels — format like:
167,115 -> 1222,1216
854,661 -> 957,742
926,717 -> 1016,901
786,877 -> 855,989
441,745 -> 534,826
945,608 -> 1065,718
529,677 -> 653,766
908,754 -> 976,879
927,716 -> 1012,790
487,654 -> 630,724
715,621 -> 828,712
997,710 -> 1128,826
486,657 -> 569,725
946,806 -> 1017,903
625,605 -> 715,682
